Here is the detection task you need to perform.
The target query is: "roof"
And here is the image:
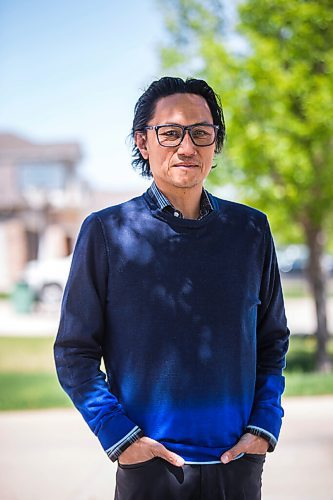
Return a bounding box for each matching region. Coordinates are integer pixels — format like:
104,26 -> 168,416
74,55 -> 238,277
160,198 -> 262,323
0,132 -> 82,164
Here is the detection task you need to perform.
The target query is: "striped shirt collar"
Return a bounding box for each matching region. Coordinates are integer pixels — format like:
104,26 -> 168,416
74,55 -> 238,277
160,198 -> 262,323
147,180 -> 214,220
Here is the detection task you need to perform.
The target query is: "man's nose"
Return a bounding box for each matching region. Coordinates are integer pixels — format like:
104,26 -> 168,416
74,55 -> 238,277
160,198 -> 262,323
178,130 -> 196,155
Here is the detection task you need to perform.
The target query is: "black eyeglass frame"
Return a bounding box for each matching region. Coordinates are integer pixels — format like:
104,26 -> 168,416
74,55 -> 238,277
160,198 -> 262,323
142,123 -> 219,147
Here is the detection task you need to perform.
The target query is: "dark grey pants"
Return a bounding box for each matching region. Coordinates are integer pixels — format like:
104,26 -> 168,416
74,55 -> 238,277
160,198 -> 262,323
115,454 -> 266,500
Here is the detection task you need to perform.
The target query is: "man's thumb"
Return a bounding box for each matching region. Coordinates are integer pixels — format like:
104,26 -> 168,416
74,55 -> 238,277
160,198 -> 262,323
221,445 -> 243,464
157,445 -> 185,467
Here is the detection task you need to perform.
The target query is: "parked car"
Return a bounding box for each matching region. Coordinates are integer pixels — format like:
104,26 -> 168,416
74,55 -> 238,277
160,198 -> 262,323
276,244 -> 333,276
22,254 -> 72,305
276,245 -> 308,275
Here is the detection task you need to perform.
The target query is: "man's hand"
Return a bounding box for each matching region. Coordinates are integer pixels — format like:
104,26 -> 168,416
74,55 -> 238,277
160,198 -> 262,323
118,436 -> 185,467
220,432 -> 269,464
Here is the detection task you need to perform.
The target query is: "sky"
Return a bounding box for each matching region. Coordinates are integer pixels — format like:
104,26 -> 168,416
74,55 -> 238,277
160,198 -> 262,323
0,0 -> 168,192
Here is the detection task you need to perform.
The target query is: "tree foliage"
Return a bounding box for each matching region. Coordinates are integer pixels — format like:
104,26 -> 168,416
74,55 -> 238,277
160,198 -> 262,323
159,0 -> 333,243
159,0 -> 333,369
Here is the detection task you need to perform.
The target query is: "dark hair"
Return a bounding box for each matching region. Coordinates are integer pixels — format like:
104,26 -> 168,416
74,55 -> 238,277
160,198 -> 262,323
131,76 -> 226,178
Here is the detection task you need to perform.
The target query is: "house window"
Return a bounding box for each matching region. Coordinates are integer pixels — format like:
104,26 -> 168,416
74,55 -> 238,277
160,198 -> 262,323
18,162 -> 67,191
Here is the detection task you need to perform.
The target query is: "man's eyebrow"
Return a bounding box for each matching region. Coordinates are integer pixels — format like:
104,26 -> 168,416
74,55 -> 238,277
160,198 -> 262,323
191,121 -> 214,126
157,121 -> 214,127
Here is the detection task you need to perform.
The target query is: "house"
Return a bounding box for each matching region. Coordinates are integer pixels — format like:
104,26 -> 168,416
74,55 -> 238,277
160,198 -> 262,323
0,132 -> 142,292
0,132 -> 87,291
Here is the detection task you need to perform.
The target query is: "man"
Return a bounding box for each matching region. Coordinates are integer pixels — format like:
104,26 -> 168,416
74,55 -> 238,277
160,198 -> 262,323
54,76 -> 290,499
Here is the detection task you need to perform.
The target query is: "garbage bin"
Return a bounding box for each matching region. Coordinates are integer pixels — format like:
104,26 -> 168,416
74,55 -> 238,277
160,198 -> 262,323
11,281 -> 35,314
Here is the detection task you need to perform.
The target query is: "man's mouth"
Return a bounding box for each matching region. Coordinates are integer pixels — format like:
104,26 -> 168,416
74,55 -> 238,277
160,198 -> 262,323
174,163 -> 199,168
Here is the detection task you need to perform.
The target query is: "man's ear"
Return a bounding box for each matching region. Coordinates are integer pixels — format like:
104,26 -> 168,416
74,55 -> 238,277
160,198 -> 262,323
135,131 -> 149,160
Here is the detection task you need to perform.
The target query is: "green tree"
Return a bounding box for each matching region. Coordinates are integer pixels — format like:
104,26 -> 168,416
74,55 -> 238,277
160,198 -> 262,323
159,0 -> 333,371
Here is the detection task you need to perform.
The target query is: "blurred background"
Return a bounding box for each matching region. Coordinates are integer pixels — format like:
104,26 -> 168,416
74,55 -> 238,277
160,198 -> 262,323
0,0 -> 332,499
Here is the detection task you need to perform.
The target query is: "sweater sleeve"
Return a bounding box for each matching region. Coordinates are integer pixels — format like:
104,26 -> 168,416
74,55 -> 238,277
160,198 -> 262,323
245,217 -> 290,451
54,213 -> 143,461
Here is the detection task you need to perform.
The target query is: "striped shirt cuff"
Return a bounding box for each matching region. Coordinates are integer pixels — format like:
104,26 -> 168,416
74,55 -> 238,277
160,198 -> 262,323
105,426 -> 144,462
245,425 -> 277,452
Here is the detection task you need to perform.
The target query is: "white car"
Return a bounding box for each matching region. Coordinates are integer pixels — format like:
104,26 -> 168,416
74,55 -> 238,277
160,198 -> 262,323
22,255 -> 72,305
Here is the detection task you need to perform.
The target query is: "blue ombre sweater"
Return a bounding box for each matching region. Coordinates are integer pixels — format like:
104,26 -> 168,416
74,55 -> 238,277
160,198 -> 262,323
54,189 -> 290,464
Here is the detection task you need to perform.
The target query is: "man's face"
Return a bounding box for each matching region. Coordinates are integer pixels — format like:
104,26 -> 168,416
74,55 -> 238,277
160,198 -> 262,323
135,93 -> 216,193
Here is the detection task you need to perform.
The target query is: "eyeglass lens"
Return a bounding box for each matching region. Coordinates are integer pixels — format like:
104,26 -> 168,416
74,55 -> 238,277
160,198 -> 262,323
157,125 -> 216,146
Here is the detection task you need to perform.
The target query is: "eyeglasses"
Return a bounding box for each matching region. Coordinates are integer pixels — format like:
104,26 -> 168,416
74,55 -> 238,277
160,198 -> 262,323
142,123 -> 219,147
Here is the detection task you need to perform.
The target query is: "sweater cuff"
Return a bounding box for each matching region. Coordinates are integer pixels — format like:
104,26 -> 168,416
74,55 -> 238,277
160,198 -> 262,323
106,426 -> 144,462
245,425 -> 277,452
246,373 -> 285,444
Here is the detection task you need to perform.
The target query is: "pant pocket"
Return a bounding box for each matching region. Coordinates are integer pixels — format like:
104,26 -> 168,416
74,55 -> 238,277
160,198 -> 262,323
242,453 -> 266,464
118,457 -> 160,470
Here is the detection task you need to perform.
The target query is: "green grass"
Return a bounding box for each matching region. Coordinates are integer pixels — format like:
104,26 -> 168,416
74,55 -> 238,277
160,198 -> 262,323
284,372 -> 333,396
284,336 -> 333,396
0,336 -> 71,411
286,336 -> 333,372
0,335 -> 333,411
0,336 -> 55,372
0,372 -> 71,410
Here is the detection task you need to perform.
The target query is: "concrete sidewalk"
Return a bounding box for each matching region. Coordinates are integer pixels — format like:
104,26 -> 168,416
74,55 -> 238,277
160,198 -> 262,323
0,301 -> 59,336
0,396 -> 333,500
1,297 -> 333,337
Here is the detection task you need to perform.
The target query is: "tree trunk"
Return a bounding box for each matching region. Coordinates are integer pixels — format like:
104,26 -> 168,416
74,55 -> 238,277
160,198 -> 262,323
304,225 -> 332,373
